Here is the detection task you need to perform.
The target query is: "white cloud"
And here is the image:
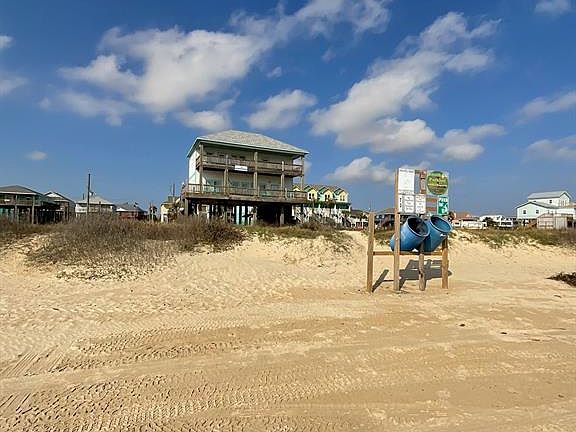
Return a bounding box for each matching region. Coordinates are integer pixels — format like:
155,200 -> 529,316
176,110 -> 231,132
525,135 -> 576,160
310,12 -> 499,153
326,156 -> 395,183
0,35 -> 12,51
59,55 -> 139,96
247,89 -> 317,129
231,0 -> 391,42
535,0 -> 572,16
54,0 -> 391,125
26,150 -> 48,161
438,124 -> 505,161
517,90 -> 576,122
0,34 -> 26,97
53,91 -> 136,126
0,76 -> 26,96
401,160 -> 430,170
331,117 -> 437,153
445,48 -> 494,73
267,66 -> 282,78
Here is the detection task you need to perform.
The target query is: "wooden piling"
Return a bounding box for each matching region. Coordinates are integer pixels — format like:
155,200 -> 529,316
366,212 -> 375,293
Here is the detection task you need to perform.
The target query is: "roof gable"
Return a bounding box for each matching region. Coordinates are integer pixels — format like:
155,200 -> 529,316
0,185 -> 43,195
116,202 -> 145,212
188,130 -> 308,157
46,191 -> 75,203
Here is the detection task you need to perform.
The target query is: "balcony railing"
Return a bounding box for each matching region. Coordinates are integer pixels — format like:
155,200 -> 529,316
182,184 -> 308,201
196,155 -> 304,176
0,197 -> 58,207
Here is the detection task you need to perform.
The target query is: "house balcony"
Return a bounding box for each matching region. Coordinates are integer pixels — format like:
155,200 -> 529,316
182,184 -> 308,204
196,155 -> 304,177
0,196 -> 58,208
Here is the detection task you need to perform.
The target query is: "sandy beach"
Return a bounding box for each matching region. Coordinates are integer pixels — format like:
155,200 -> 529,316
0,231 -> 575,431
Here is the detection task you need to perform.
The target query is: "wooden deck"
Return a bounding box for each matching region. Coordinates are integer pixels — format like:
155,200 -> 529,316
197,155 -> 304,177
182,184 -> 308,204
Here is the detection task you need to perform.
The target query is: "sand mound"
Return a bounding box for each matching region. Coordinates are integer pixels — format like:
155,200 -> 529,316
0,232 -> 575,431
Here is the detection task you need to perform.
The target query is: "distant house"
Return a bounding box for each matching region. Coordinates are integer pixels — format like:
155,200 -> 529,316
0,185 -> 59,223
374,208 -> 395,229
451,211 -> 484,229
116,202 -> 146,220
347,209 -> 368,229
293,184 -> 351,225
75,194 -> 116,215
516,191 -> 574,221
45,191 -> 75,222
160,196 -> 180,223
479,214 -> 514,229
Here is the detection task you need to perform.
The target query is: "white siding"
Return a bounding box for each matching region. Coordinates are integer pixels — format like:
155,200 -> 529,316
530,193 -> 571,207
517,202 -> 557,219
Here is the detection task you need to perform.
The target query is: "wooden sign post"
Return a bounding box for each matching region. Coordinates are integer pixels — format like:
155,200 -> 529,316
366,168 -> 450,293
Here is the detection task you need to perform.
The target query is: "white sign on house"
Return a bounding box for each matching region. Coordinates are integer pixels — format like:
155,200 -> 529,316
234,165 -> 248,172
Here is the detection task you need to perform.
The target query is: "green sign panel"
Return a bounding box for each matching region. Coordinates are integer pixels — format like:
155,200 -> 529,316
437,196 -> 449,216
426,171 -> 449,196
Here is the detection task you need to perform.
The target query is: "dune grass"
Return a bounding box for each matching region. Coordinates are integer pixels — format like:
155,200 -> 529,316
5,215 -> 245,279
0,217 -> 51,246
461,228 -> 576,249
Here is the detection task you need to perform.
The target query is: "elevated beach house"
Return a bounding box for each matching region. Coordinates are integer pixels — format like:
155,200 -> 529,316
45,191 -> 75,222
0,185 -> 60,223
182,130 -> 308,225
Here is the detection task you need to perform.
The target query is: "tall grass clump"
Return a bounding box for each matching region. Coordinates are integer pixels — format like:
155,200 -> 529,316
0,217 -> 51,247
27,215 -> 245,279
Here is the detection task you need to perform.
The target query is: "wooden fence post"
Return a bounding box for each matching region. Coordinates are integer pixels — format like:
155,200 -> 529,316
366,212 -> 375,293
442,237 -> 449,289
393,170 -> 401,292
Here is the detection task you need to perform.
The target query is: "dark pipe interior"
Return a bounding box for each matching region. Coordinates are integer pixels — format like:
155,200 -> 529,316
407,217 -> 429,236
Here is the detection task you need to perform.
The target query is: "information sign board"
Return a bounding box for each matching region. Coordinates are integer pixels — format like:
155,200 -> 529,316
437,196 -> 449,215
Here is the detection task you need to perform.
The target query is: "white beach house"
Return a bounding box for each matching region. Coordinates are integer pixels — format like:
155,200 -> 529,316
516,191 -> 574,221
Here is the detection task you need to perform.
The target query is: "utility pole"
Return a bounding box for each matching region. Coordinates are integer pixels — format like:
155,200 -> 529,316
86,173 -> 91,219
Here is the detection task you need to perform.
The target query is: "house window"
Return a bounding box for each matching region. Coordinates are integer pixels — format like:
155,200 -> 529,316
324,193 -> 330,201
549,200 -> 552,204
535,209 -> 539,214
308,193 -> 313,200
522,210 -> 526,215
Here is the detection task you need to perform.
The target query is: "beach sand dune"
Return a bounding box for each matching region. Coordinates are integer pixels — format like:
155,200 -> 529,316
0,231 -> 575,431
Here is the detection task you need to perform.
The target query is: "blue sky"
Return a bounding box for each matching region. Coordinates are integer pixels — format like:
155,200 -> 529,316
1,0 -> 575,215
